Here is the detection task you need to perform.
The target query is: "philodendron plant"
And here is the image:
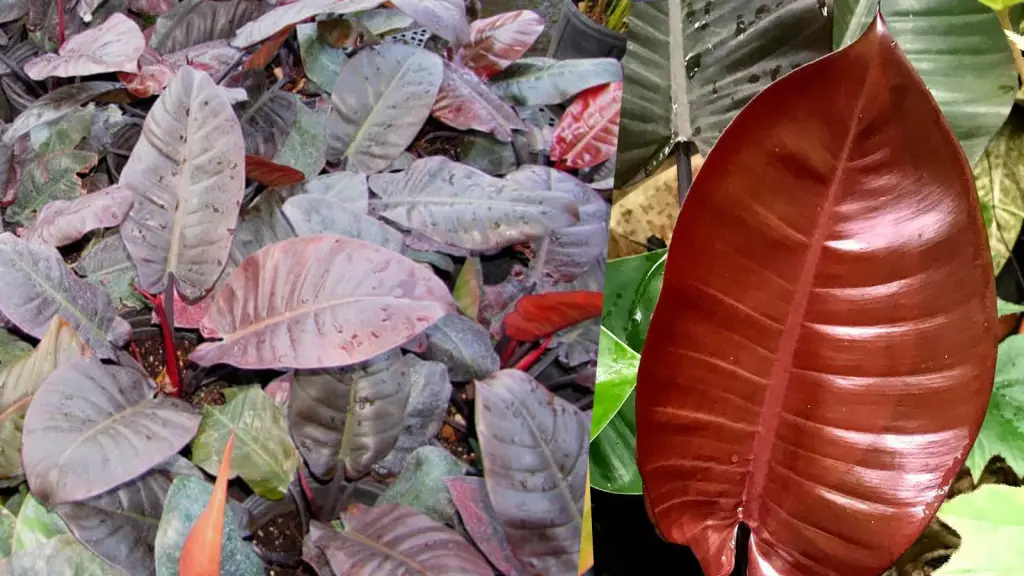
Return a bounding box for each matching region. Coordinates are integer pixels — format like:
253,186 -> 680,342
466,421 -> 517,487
635,10 -> 996,576
0,1 -> 614,575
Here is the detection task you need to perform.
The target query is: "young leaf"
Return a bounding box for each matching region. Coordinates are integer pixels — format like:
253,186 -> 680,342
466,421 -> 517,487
154,476 -> 262,576
474,370 -> 588,575
635,15 -> 997,576
288,350 -> 413,479
503,291 -> 604,342
0,233 -> 130,359
23,13 -> 145,80
308,503 -> 492,574
389,0 -> 469,45
453,256 -> 483,320
23,185 -> 134,248
431,59 -> 525,142
376,445 -> 466,525
368,156 -> 579,252
190,387 -> 298,500
326,43 -> 443,174
551,81 -> 622,170
0,318 -> 89,483
180,430 -> 235,576
191,235 -> 453,370
22,358 -> 201,506
456,10 -> 544,78
444,476 -> 529,576
489,57 -> 623,107
119,66 -> 246,302
230,0 -> 384,48
934,485 -> 1024,575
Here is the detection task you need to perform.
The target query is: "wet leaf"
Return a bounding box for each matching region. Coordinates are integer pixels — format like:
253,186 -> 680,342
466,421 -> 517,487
22,358 -> 200,506
431,59 -> 524,142
72,233 -> 149,311
154,476 -> 263,576
974,114 -> 1024,275
24,13 -> 145,80
282,194 -> 404,251
309,503 -> 492,574
191,235 -> 453,370
297,22 -> 347,90
474,370 -> 588,575
3,82 -> 123,146
389,0 -> 468,44
589,391 -> 640,495
420,312 -> 498,381
302,171 -> 367,209
368,156 -> 578,251
326,43 -> 443,173
0,233 -> 130,359
503,291 -> 603,342
590,327 -> 638,440
24,185 -> 133,248
0,318 -> 89,483
600,249 -> 665,351
288,350 -> 412,479
190,386 -> 299,501
551,81 -> 621,170
150,0 -> 270,53
444,476 -> 528,576
376,445 -> 466,525
489,57 -> 622,107
120,66 -> 246,302
456,10 -> 544,78
231,0 -> 383,48
374,358 -> 451,476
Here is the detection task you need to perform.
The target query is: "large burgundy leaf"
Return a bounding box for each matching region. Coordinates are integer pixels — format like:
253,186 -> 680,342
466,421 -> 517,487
191,234 -> 453,370
550,81 -> 622,170
431,59 -> 525,142
634,16 -> 997,576
456,10 -> 544,78
24,13 -> 146,80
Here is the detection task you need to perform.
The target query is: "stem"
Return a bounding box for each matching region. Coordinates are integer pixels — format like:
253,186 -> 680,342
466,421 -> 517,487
675,141 -> 694,207
499,338 -> 519,367
514,335 -> 555,372
999,9 -> 1024,86
133,282 -> 182,396
57,0 -> 64,47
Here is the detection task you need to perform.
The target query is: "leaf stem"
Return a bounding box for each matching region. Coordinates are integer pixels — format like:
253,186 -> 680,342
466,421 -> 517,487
57,0 -> 64,47
675,141 -> 693,207
514,334 -> 555,372
132,282 -> 182,396
998,9 -> 1024,88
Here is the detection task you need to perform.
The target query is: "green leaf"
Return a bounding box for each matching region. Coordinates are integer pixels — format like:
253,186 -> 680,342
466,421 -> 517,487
614,0 -> 831,186
934,484 -> 1024,575
190,386 -> 301,500
834,0 -> 1016,165
976,115 -> 1024,274
591,327 -> 640,440
153,476 -> 263,576
0,331 -> 31,367
453,257 -> 483,321
272,93 -> 328,180
376,445 -> 467,525
601,250 -> 666,351
0,506 -> 15,560
977,0 -> 1024,10
297,22 -> 347,91
998,297 -> 1024,316
966,335 -> 1024,477
589,391 -> 641,495
72,234 -> 149,311
11,495 -> 67,554
2,533 -> 119,575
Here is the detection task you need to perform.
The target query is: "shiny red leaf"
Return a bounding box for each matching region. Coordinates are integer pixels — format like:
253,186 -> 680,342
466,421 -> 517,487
244,154 -> 305,187
635,15 -> 997,576
503,290 -> 603,342
456,10 -> 544,78
550,81 -> 621,170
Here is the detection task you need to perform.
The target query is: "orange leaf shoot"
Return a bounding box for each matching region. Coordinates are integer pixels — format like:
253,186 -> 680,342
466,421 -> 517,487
179,430 -> 236,576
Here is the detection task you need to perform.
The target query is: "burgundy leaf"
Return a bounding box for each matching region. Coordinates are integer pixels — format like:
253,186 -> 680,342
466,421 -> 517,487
635,15 -> 997,576
550,81 -> 621,170
24,13 -> 146,80
431,60 -> 525,142
191,234 -> 453,370
445,476 -> 529,576
24,185 -> 134,248
503,291 -> 603,342
245,154 -> 306,187
456,10 -> 544,78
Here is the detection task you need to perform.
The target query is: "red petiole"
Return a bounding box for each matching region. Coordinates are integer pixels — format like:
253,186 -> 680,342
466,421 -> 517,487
513,334 -> 555,373
133,280 -> 182,397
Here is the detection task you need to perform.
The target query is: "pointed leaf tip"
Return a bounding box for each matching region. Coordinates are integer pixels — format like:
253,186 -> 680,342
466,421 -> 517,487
179,430 -> 235,576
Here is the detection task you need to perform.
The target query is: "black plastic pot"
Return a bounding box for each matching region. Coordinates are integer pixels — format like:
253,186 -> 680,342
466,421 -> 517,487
547,0 -> 627,61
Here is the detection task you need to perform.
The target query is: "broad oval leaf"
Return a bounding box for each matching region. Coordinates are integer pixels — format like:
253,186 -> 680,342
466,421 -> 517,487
475,370 -> 588,575
551,81 -> 622,170
24,13 -> 145,80
431,59 -> 525,142
22,359 -> 201,506
0,233 -> 130,359
634,17 -> 997,576
835,0 -> 1015,165
368,156 -> 579,252
326,42 -> 443,174
191,234 -> 453,370
590,392 -> 641,495
615,0 -> 831,185
591,327 -> 639,440
24,185 -> 134,248
374,358 -> 452,475
230,0 -> 384,48
120,66 -> 246,302
489,57 -> 623,107
933,484 -> 1024,576
73,233 -> 149,311
282,194 -> 404,251
420,312 -> 498,381
149,0 -> 270,54
308,503 -> 492,575
503,291 -> 604,342
389,0 -> 469,45
457,10 -> 544,78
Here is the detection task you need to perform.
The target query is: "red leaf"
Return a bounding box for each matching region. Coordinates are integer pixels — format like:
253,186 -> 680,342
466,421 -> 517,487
503,291 -> 603,342
180,430 -> 235,576
119,49 -> 174,98
634,15 -> 997,576
456,10 -> 544,78
244,24 -> 294,70
550,81 -> 621,170
150,288 -> 213,330
244,155 -> 305,187
431,60 -> 525,142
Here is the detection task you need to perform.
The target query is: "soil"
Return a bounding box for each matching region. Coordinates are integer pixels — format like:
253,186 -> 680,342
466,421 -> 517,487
437,385 -> 481,469
254,511 -> 311,576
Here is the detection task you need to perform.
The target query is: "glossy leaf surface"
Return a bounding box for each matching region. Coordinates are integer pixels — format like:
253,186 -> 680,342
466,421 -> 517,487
503,291 -> 604,341
635,16 -> 998,576
24,13 -> 145,80
431,59 -> 525,142
456,10 -> 544,78
551,81 -> 622,170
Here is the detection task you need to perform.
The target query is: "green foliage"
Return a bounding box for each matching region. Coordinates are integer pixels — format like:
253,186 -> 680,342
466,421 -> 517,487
977,0 -> 1024,10
967,336 -> 1024,478
935,484 -> 1024,575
